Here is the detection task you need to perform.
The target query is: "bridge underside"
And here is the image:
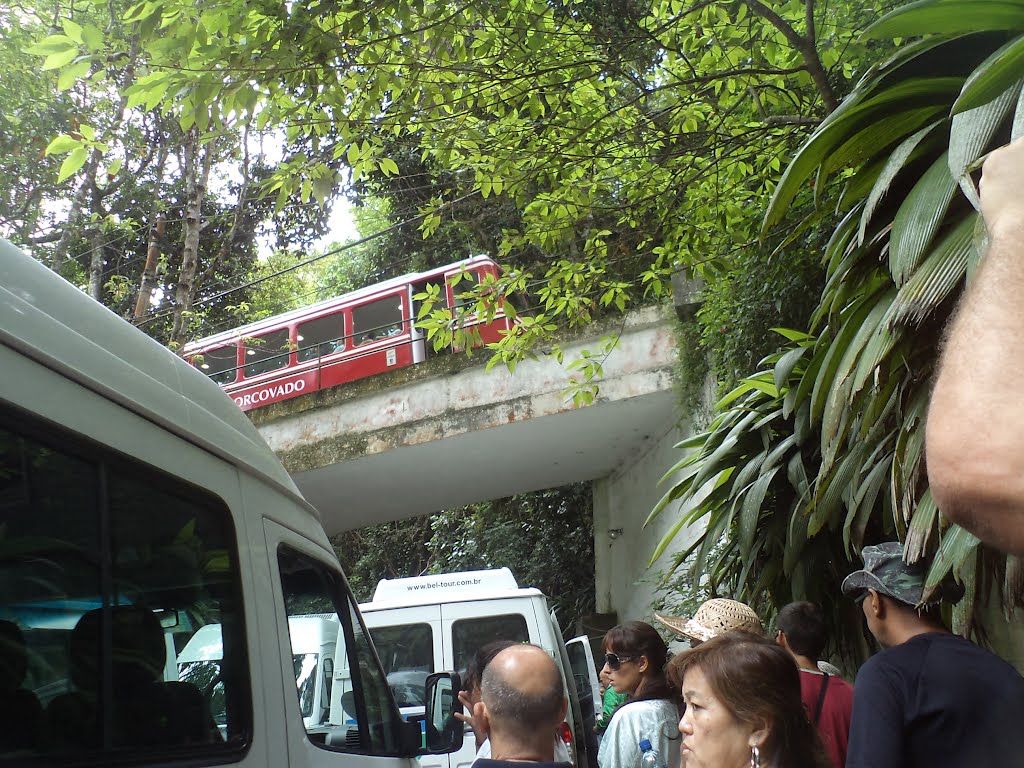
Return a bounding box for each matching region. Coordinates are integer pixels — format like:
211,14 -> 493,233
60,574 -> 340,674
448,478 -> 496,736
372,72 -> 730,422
252,307 -> 680,534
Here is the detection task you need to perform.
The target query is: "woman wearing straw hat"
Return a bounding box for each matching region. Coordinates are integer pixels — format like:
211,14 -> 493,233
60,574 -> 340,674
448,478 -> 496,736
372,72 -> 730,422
597,621 -> 681,768
654,599 -> 763,645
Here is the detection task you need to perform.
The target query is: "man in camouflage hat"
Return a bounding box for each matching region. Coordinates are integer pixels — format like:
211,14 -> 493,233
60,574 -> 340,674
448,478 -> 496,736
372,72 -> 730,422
842,542 -> 1024,768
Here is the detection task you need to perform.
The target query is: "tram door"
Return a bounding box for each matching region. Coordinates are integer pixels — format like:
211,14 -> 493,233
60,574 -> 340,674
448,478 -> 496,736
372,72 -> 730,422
407,284 -> 427,364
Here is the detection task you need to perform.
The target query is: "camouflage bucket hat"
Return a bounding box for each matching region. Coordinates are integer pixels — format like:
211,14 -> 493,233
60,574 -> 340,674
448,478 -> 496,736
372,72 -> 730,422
841,542 -> 965,607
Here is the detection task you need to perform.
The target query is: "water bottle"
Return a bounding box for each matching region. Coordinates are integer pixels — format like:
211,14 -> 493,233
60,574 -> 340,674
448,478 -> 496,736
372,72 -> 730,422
639,738 -> 665,768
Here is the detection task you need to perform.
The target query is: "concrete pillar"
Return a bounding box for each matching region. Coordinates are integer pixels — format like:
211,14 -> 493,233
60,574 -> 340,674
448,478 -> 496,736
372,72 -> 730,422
592,477 -> 614,614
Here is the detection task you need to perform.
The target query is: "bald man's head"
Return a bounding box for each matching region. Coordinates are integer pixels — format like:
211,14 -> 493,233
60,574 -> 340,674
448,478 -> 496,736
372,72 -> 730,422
480,644 -> 566,745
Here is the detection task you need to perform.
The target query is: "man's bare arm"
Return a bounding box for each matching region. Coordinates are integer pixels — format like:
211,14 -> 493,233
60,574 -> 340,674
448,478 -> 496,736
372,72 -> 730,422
926,137 -> 1024,554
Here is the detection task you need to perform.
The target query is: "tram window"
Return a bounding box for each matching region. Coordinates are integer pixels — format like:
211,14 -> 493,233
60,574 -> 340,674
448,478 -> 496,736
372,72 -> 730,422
195,346 -> 238,385
450,270 -> 480,312
242,328 -> 290,378
297,313 -> 346,362
352,297 -> 404,347
0,412 -> 248,761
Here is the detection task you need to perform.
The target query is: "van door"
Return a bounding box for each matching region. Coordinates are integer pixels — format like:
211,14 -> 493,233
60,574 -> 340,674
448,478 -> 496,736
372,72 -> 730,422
264,520 -> 415,768
550,613 -> 598,768
565,636 -> 602,722
565,633 -> 602,768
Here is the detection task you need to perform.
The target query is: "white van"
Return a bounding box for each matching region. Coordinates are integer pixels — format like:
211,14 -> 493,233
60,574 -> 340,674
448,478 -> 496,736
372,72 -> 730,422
340,569 -> 602,768
177,615 -> 340,736
0,238 -> 461,766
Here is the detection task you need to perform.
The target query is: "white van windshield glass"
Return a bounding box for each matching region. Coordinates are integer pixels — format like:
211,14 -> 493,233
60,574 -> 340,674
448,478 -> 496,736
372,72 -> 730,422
368,624 -> 432,708
0,410 -> 248,761
451,615 -> 530,673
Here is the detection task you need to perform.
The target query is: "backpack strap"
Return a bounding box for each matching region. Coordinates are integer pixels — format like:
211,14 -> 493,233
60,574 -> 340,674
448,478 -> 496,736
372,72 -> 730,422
812,674 -> 830,725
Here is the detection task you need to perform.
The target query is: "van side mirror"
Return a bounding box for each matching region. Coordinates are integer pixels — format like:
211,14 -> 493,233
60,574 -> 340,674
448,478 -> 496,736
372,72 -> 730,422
421,672 -> 464,754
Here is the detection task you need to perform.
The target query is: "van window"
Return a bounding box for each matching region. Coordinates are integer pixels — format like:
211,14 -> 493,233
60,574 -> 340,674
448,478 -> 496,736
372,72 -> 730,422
369,624 -> 433,708
297,313 -> 346,361
352,296 -> 404,346
451,614 -> 530,673
278,548 -> 400,754
0,410 -> 248,762
242,328 -> 291,377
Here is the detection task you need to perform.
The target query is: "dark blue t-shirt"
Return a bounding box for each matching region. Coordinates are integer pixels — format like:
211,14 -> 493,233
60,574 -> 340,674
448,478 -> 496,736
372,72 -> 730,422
846,632 -> 1024,768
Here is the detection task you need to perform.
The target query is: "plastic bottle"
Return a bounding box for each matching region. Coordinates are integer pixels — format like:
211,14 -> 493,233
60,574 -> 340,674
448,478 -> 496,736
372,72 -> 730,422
639,738 -> 665,768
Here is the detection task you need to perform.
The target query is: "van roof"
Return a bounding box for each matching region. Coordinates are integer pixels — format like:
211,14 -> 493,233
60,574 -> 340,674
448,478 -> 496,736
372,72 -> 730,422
361,568 -> 545,611
0,239 -> 307,508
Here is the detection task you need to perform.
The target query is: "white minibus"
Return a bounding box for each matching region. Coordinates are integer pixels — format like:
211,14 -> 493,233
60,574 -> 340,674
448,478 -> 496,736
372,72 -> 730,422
0,238 -> 461,766
339,569 -> 603,768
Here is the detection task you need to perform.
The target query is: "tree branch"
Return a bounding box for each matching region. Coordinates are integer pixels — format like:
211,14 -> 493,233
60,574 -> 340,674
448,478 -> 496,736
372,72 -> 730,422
742,0 -> 837,112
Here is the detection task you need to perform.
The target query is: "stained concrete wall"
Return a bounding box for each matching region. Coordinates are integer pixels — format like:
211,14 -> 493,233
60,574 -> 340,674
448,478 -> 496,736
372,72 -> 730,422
593,380 -> 711,625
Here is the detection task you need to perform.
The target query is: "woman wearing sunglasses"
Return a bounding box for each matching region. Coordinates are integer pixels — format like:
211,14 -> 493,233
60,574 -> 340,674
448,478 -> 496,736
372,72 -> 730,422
597,621 -> 681,768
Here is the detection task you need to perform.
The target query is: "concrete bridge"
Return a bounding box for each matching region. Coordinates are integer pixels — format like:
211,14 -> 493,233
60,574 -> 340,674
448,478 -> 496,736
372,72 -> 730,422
251,304 -> 704,619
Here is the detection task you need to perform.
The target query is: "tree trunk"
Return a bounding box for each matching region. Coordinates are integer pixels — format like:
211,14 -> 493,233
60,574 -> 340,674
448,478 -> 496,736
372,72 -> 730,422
170,129 -> 214,349
51,149 -> 101,276
88,226 -> 104,301
134,140 -> 169,321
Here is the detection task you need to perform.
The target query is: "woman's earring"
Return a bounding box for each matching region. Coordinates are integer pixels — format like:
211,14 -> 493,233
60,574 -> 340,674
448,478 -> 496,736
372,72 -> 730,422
749,745 -> 761,768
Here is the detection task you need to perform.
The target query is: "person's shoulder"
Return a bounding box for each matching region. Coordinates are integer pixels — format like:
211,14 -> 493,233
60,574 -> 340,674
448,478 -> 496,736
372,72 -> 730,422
926,632 -> 1024,682
472,760 -> 572,768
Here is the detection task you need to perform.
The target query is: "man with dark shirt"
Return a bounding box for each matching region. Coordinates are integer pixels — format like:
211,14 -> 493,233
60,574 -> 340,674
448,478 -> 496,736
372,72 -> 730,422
842,542 -> 1024,768
776,602 -> 853,768
470,644 -> 572,768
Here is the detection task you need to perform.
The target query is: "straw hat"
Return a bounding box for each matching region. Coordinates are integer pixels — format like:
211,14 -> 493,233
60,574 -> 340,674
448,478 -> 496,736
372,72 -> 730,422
654,598 -> 763,643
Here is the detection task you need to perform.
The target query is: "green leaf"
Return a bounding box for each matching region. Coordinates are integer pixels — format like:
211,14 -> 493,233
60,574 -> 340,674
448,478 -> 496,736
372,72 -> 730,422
866,0 -> 1024,39
379,157 -> 399,176
764,78 -> 963,231
820,290 -> 896,471
953,35 -> 1024,114
904,489 -> 939,564
858,121 -> 942,244
45,134 -> 81,156
889,153 -> 957,285
57,58 -> 92,91
949,80 -> 1021,207
773,346 -> 807,392
42,48 -> 79,70
885,213 -> 974,328
58,146 -> 88,182
923,524 -> 980,601
62,19 -> 83,43
81,24 -> 105,52
107,158 -> 123,177
25,34 -> 78,55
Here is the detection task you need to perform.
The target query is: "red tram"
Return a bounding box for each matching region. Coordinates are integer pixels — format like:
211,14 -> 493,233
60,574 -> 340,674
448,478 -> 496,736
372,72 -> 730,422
184,255 -> 512,412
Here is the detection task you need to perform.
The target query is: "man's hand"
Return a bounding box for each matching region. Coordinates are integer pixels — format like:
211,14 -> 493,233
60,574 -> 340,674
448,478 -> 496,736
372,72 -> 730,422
454,689 -> 486,748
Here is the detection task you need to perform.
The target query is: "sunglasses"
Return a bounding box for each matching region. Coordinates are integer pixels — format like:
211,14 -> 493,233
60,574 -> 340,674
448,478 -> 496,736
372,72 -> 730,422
604,652 -> 637,670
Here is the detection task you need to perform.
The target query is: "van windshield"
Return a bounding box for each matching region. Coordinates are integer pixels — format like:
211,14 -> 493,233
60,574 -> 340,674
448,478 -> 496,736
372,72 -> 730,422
178,660 -> 227,729
368,624 -> 432,708
294,653 -> 319,717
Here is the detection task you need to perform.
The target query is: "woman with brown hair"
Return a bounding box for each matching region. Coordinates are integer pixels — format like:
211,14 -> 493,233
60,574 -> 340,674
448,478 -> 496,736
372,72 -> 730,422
667,631 -> 830,768
597,621 -> 681,768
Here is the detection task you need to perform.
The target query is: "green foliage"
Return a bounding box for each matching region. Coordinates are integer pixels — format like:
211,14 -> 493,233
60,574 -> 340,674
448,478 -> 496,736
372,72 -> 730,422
32,0 -> 894,386
698,240 -> 826,393
654,0 -> 1024,660
334,484 -> 595,634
